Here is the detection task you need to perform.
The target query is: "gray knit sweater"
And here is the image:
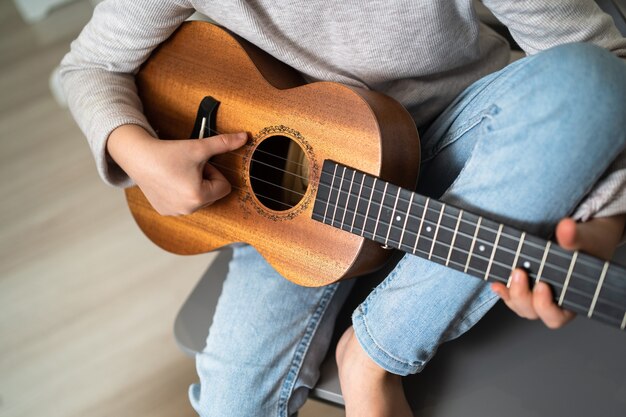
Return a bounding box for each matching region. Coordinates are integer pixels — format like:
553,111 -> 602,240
60,0 -> 626,221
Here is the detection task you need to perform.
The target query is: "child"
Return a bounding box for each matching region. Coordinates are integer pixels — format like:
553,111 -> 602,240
61,1 -> 626,415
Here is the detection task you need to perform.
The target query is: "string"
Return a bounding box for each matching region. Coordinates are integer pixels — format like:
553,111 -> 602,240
392,238 -> 624,316
196,126 -> 623,296
196,125 -> 590,271
316,184 -> 626,294
316,173 -> 612,272
210,161 -> 305,204
220,147 -> 625,304
197,124 -> 311,171
213,155 -> 625,312
211,155 -> 622,294
232,154 -> 310,182
339,217 -> 624,309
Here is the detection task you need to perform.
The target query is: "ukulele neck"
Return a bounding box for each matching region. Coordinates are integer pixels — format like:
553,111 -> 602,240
312,160 -> 626,331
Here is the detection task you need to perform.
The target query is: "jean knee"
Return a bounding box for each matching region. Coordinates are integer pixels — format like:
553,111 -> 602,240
521,43 -> 626,154
542,43 -> 626,111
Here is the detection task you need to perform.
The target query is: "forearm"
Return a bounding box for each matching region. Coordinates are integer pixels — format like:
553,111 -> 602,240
59,0 -> 194,187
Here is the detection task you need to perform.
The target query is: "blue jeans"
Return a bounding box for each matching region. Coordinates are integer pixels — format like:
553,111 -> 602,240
189,43 -> 626,416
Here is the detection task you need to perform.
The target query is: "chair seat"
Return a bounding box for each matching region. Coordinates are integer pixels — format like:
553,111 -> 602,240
175,247 -> 626,416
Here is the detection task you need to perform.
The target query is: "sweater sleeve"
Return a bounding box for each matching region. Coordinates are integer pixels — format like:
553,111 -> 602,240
59,0 -> 195,187
480,0 -> 626,57
572,150 -> 626,221
482,0 -> 626,221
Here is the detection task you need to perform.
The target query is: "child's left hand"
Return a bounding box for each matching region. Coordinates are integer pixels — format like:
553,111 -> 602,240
491,214 -> 626,329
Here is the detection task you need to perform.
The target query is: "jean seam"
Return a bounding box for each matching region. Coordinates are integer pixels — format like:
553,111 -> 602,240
276,283 -> 338,417
422,105 -> 500,164
354,308 -> 423,373
358,255 -> 409,314
444,292 -> 500,341
422,54 -> 540,162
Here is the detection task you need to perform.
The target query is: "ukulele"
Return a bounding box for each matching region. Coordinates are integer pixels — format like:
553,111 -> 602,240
126,21 -> 626,331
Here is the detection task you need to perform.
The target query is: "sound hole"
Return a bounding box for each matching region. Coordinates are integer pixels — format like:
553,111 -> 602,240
249,135 -> 309,212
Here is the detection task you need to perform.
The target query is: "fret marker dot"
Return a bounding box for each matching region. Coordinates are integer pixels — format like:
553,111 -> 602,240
396,215 -> 402,222
523,261 -> 531,269
426,226 -> 432,233
479,245 -> 485,252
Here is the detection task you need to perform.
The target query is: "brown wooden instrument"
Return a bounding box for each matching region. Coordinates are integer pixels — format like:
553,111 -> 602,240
127,21 -> 421,287
126,21 -> 626,330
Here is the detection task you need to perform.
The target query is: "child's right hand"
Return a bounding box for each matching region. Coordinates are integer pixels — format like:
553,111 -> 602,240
107,124 -> 248,216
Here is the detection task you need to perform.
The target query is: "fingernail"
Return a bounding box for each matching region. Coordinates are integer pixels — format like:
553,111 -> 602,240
512,270 -> 522,282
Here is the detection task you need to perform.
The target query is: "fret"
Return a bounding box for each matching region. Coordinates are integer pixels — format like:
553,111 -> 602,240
466,217 -> 501,277
484,223 -> 503,281
536,241 -> 551,285
329,166 -> 347,228
361,177 -> 378,239
428,203 -> 446,260
384,187 -> 403,247
349,170 -> 366,233
398,194 -> 424,253
464,216 -> 482,274
556,251 -> 602,314
337,167 -> 353,228
535,244 -> 573,298
386,188 -> 413,249
352,173 -> 375,237
558,251 -> 578,307
413,199 -> 445,258
590,263 -> 626,327
429,204 -> 461,265
480,224 -> 521,286
588,261 -> 609,318
447,210 -> 478,274
412,197 -> 430,255
339,169 -> 357,230
397,192 -> 415,250
313,161 -> 626,331
597,263 -> 626,307
446,209 -> 463,267
321,163 -> 339,223
507,232 -> 526,288
371,182 -> 390,241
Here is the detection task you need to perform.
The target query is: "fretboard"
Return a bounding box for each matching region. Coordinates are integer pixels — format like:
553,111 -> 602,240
312,160 -> 626,331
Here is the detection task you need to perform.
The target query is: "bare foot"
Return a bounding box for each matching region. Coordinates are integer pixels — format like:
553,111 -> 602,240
335,326 -> 414,417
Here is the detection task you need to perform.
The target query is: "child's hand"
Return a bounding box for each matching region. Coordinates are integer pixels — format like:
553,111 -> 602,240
491,215 -> 626,329
107,125 -> 247,216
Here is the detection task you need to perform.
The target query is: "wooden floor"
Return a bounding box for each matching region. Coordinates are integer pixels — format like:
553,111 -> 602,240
0,1 -> 343,416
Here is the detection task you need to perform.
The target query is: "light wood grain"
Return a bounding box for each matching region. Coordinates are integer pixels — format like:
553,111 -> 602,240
0,2 -> 343,416
128,21 -> 420,286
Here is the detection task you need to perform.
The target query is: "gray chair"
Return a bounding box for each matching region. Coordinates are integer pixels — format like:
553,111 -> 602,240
175,246 -> 626,416
175,2 -> 626,414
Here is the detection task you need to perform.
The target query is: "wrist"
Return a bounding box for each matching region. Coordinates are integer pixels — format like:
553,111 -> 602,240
106,124 -> 158,179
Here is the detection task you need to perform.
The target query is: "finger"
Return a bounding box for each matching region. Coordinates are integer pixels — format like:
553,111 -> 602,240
199,132 -> 248,158
555,217 -> 617,260
506,269 -> 539,319
555,217 -> 578,251
533,282 -> 576,329
199,163 -> 232,204
490,282 -> 511,303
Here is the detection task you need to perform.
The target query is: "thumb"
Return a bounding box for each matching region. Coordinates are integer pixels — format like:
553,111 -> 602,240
555,217 -> 617,260
555,217 -> 579,251
199,132 -> 248,158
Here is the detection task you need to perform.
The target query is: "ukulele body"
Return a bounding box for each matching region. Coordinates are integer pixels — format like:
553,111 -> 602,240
126,22 -> 420,286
